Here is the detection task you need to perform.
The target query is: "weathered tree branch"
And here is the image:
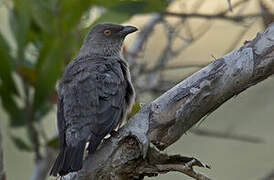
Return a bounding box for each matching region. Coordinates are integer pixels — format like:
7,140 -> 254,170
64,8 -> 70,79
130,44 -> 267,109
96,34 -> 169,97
30,147 -> 56,180
59,23 -> 274,180
148,23 -> 274,150
0,127 -> 5,180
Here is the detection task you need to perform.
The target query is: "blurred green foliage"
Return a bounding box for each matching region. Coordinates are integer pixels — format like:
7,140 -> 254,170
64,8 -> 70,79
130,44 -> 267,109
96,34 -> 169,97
0,0 -> 167,152
127,102 -> 141,120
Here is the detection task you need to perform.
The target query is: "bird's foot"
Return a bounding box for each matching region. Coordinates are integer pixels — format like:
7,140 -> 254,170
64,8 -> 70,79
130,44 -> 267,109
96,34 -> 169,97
110,130 -> 119,137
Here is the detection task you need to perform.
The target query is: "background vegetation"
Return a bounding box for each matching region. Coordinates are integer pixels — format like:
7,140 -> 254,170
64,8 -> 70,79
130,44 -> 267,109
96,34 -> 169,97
0,0 -> 273,179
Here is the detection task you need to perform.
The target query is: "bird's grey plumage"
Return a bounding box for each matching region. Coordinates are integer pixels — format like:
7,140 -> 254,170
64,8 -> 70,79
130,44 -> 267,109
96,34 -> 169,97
50,23 -> 137,176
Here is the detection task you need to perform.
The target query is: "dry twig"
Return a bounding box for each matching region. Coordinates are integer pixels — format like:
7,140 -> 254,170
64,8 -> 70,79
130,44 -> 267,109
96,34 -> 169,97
191,128 -> 264,143
162,12 -> 274,22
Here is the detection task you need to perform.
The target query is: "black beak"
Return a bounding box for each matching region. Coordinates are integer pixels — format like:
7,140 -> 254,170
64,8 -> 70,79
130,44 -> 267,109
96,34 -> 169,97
120,25 -> 138,36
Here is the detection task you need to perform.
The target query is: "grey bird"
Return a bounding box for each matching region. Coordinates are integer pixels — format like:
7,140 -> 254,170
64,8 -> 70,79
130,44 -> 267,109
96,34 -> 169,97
50,23 -> 137,176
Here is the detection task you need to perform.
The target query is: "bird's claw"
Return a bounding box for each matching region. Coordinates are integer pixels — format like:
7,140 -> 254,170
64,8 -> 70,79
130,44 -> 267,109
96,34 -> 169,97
110,130 -> 119,137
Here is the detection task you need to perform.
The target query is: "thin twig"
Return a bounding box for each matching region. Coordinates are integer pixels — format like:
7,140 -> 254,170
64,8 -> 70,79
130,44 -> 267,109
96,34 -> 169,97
139,0 -> 253,92
149,20 -> 211,73
223,0 -> 256,53
22,79 -> 41,160
162,12 -> 273,22
127,13 -> 163,63
152,0 -> 252,72
162,64 -> 207,71
259,0 -> 274,28
191,128 -> 264,143
153,20 -> 176,69
145,64 -> 206,73
156,164 -> 211,180
221,0 -> 251,15
227,0 -> 233,12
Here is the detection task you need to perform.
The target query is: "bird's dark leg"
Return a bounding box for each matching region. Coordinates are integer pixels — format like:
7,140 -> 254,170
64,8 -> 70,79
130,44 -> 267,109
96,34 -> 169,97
110,130 -> 119,137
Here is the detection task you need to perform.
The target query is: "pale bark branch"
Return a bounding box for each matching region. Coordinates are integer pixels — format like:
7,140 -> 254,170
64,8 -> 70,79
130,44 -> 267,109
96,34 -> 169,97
148,23 -> 274,150
30,147 -> 56,180
59,23 -> 274,180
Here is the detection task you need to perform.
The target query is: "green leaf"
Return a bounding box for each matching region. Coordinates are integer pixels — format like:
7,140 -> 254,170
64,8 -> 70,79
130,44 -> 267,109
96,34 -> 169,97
8,3 -> 30,56
33,40 -> 64,110
94,0 -> 167,12
30,0 -> 55,33
127,102 -> 141,120
46,136 -> 59,149
0,34 -> 18,95
0,86 -> 26,127
59,0 -> 94,32
0,33 -> 26,127
92,0 -> 167,26
34,102 -> 52,122
93,0 -> 125,7
10,135 -> 33,152
93,10 -> 132,25
109,0 -> 167,14
9,110 -> 27,127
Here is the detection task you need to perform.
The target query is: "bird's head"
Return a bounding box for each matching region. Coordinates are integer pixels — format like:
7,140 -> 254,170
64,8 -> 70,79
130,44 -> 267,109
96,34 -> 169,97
79,23 -> 138,57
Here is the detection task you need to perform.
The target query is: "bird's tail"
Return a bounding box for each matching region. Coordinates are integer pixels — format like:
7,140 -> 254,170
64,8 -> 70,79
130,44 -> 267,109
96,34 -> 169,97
50,140 -> 86,176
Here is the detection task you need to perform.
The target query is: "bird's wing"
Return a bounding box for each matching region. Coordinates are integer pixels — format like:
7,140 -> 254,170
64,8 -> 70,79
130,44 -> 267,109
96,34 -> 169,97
60,57 -> 127,144
91,59 -> 127,137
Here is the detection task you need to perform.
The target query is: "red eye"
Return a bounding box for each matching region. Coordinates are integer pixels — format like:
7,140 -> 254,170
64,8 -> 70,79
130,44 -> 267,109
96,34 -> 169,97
103,29 -> 112,36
